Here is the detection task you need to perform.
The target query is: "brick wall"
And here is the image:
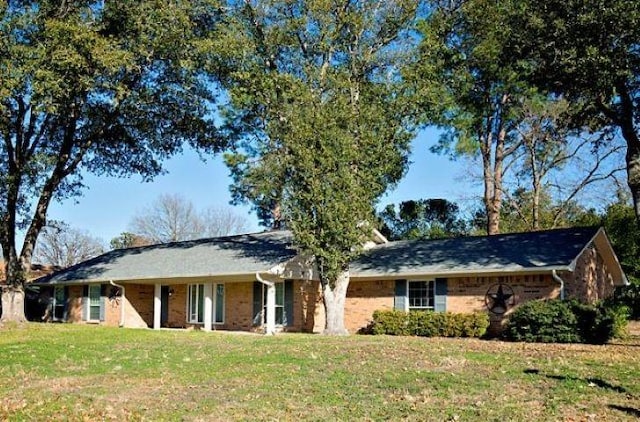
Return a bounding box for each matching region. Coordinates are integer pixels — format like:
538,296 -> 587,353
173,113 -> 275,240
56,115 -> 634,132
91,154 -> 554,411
66,285 -> 83,323
560,245 -> 616,303
447,275 -> 558,334
223,282 -> 255,331
344,279 -> 394,333
298,280 -> 323,333
123,284 -> 154,327
166,284 -> 187,328
63,283 -> 152,328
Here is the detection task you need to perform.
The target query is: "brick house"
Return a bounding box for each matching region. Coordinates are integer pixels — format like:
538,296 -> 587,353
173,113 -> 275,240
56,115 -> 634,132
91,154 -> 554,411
34,226 -> 627,333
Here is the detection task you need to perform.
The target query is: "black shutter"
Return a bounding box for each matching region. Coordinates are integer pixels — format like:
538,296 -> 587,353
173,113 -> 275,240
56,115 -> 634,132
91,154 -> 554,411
394,280 -> 407,311
82,285 -> 89,321
434,278 -> 447,312
284,280 -> 294,326
252,281 -> 263,326
99,284 -> 107,321
62,286 -> 70,321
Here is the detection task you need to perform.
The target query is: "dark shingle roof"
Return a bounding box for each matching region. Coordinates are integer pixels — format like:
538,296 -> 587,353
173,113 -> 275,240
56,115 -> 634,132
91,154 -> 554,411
350,226 -> 600,277
37,231 -> 296,285
37,226 -> 605,285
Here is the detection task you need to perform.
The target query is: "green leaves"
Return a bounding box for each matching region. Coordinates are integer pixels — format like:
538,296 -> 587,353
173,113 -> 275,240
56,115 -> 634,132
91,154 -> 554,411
0,1 -> 225,290
219,1 -> 419,286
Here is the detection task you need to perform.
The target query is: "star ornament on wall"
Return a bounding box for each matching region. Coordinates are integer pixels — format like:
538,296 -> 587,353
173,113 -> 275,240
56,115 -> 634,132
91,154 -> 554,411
485,283 -> 516,315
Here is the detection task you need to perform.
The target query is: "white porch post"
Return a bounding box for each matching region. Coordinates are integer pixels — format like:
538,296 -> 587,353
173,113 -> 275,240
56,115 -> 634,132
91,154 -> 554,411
203,283 -> 213,331
153,283 -> 162,330
265,282 -> 276,335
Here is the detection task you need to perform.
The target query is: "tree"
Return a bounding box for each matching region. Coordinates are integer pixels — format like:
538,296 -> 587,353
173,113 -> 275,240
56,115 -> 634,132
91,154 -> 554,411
489,188 -> 599,234
110,232 -> 151,250
0,1 -> 224,322
200,206 -> 250,238
33,221 -> 104,268
600,194 -> 640,283
413,0 -> 626,234
219,1 -> 421,334
514,0 -> 640,221
411,0 -> 530,235
129,193 -> 249,243
379,199 -> 468,240
506,96 -> 625,230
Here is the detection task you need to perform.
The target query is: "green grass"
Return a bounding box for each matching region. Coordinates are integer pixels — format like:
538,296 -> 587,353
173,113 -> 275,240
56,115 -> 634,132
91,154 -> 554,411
0,324 -> 639,421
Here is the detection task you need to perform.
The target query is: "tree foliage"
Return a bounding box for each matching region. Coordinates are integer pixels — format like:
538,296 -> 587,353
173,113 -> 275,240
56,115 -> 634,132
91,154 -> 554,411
411,0 -> 534,235
379,198 -> 468,240
0,0 -> 224,321
109,232 -> 151,250
513,0 -> 640,221
219,1 -> 421,333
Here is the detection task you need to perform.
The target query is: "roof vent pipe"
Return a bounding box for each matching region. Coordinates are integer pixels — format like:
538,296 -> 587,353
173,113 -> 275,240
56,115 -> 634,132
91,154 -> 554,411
551,270 -> 565,301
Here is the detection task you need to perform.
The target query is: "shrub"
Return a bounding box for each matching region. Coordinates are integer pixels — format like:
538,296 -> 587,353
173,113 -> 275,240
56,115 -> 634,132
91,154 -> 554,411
606,283 -> 640,320
505,299 -> 580,343
505,299 -> 629,344
371,310 -> 409,336
371,310 -> 489,338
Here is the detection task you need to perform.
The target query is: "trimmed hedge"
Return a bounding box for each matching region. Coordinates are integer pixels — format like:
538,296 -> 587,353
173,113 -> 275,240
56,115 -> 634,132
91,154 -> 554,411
370,310 -> 489,338
505,299 -> 629,344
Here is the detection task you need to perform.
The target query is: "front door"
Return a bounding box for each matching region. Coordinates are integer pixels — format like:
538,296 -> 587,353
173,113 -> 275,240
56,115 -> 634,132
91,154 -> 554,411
161,286 -> 170,326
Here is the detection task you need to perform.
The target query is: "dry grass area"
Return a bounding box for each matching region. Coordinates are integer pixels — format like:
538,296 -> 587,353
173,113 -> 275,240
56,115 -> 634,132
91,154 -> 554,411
0,323 -> 638,421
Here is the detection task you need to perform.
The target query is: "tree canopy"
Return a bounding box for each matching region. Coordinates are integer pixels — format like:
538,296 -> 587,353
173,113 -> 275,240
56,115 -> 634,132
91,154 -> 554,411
379,199 -> 469,240
511,0 -> 640,221
0,0 -> 225,321
219,0 -> 421,333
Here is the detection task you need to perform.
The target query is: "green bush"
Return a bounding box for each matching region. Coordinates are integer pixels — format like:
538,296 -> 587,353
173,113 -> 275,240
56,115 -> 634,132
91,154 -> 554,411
606,283 -> 640,320
505,299 -> 580,343
505,299 -> 629,344
371,310 -> 489,338
371,310 -> 409,336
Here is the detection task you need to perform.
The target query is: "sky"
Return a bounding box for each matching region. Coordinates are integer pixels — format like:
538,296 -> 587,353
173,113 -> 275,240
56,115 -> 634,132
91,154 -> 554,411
45,127 -> 475,245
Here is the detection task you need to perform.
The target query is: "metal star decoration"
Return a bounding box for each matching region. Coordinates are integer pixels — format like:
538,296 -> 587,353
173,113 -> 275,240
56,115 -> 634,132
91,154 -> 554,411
485,284 -> 515,315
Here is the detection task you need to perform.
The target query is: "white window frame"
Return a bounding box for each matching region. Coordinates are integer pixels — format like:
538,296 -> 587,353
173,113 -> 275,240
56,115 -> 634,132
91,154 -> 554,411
262,281 -> 285,326
87,284 -> 101,322
186,283 -> 225,325
407,280 -> 435,311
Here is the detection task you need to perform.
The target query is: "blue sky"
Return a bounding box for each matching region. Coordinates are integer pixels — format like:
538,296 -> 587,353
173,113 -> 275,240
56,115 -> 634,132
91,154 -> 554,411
46,127 -> 474,244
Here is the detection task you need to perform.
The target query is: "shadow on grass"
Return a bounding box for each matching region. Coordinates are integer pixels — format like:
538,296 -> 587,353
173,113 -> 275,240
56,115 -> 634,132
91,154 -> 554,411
608,404 -> 640,417
523,369 -> 629,394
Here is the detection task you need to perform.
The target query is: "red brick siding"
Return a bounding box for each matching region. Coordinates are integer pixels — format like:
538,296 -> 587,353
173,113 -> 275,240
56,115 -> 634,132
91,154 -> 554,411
560,245 -> 616,303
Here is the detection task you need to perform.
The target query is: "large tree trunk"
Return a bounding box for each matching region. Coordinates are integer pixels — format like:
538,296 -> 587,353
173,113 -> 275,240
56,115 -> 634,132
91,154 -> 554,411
627,145 -> 640,222
1,285 -> 27,323
0,241 -> 28,323
614,81 -> 640,224
321,270 -> 349,335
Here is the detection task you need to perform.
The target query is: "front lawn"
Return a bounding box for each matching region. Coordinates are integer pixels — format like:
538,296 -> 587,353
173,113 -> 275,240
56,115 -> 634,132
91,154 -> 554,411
0,324 -> 638,420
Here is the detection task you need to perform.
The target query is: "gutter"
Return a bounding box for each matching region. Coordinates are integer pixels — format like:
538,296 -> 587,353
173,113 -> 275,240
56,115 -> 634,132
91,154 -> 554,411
551,270 -> 565,301
109,280 -> 126,327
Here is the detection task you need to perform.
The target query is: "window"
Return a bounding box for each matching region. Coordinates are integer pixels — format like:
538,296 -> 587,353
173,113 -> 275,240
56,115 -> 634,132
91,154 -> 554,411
263,282 -> 285,325
52,286 -> 66,321
88,284 -> 101,321
408,280 -> 434,311
187,284 -> 225,324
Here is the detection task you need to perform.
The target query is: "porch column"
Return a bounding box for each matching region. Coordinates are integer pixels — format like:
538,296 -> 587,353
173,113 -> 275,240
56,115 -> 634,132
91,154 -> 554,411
203,283 -> 213,331
265,282 -> 276,335
153,283 -> 161,330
